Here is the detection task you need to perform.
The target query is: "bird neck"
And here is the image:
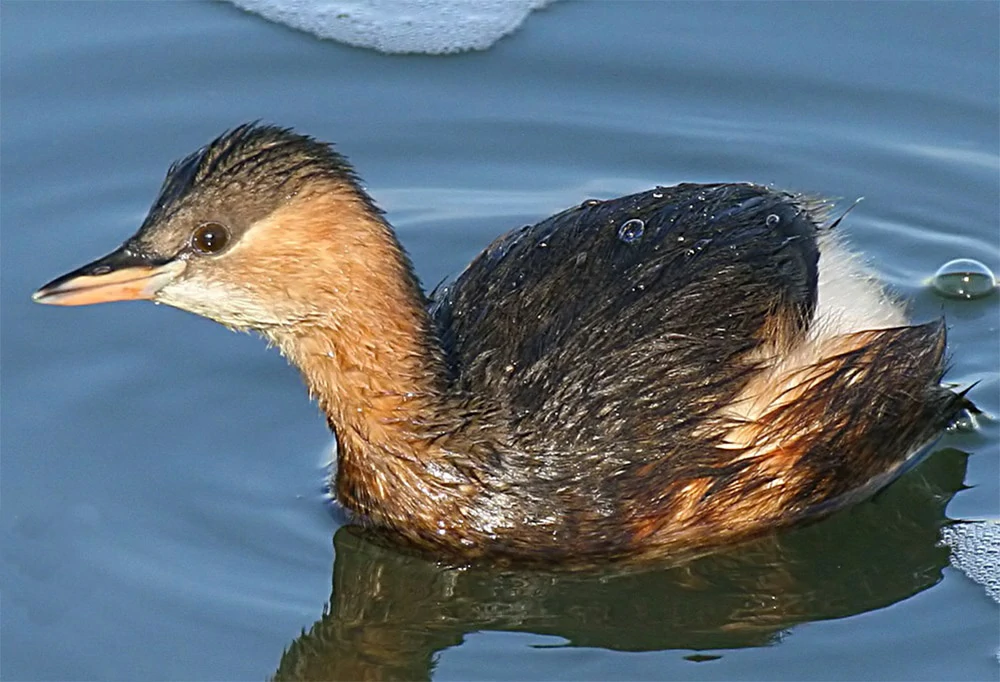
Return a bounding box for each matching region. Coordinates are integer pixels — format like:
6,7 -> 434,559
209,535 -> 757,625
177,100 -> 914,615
260,189 -> 477,534
276,286 -> 449,459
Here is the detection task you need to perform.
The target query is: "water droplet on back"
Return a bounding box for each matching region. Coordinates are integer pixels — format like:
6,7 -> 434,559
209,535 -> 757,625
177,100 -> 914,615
618,218 -> 645,243
931,258 -> 997,300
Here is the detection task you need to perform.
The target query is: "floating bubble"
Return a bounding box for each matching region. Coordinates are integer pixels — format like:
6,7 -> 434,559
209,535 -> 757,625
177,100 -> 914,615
931,258 -> 997,300
618,218 -> 645,243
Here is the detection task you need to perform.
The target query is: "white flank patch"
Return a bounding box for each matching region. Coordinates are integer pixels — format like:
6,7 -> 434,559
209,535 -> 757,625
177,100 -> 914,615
722,230 -> 909,446
812,232 -> 907,337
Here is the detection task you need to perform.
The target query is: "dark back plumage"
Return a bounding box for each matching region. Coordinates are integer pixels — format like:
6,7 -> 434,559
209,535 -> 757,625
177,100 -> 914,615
433,184 -> 818,446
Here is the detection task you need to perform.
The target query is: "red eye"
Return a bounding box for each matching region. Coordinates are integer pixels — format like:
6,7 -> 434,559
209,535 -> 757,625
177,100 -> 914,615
191,222 -> 230,254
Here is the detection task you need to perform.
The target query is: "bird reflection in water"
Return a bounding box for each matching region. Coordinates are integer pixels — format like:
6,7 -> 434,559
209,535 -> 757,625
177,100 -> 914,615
273,448 -> 968,680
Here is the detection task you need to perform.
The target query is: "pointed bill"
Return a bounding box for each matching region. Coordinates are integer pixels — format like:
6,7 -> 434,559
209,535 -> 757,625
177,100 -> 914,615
33,247 -> 186,306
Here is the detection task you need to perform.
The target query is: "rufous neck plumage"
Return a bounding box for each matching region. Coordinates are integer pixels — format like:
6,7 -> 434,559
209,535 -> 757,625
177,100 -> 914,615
254,189 -> 484,535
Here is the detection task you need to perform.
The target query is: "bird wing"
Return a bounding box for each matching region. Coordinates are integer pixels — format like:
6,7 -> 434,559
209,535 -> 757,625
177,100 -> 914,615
429,182 -> 822,463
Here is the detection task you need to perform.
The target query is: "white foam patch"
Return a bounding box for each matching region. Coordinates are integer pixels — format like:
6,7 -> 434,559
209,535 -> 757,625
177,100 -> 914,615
228,0 -> 553,54
941,520 -> 1000,604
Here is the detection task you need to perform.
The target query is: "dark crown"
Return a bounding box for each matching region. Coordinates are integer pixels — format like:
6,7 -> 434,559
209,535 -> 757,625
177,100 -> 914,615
145,123 -> 366,225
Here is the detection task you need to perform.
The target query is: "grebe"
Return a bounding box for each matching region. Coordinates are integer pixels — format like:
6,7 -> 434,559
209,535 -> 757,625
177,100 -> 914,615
34,124 -> 968,560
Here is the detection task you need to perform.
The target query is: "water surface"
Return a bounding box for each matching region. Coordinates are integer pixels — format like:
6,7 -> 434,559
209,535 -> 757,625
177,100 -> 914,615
2,2 -> 998,679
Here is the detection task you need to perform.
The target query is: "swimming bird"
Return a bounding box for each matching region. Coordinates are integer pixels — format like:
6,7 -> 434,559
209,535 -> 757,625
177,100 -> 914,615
33,124 -> 968,561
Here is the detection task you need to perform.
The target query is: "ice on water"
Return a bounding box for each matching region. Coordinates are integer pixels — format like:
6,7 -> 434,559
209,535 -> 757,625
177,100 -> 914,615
228,0 -> 552,54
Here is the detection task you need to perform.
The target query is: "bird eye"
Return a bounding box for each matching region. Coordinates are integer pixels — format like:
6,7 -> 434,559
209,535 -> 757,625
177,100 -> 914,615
191,222 -> 230,254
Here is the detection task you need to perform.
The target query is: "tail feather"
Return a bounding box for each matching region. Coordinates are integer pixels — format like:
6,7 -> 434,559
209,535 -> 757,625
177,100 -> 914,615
781,320 -> 964,509
646,320 -> 969,547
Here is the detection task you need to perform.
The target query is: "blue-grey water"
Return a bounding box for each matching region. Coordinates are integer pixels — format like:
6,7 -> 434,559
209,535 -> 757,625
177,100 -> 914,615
2,2 -> 998,680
